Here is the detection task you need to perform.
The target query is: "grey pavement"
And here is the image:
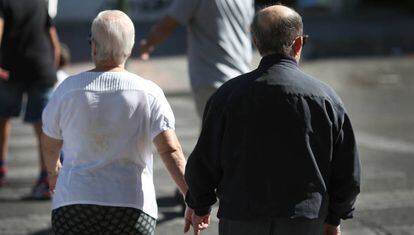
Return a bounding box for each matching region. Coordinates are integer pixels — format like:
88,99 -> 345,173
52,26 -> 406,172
1,54 -> 414,235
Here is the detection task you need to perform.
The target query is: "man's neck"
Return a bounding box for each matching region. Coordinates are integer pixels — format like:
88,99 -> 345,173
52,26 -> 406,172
261,52 -> 299,64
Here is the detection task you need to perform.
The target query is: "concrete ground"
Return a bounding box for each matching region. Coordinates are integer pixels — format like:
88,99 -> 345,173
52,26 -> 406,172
1,53 -> 414,234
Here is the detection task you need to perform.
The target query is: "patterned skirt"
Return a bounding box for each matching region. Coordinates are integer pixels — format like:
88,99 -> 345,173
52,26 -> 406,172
52,204 -> 156,235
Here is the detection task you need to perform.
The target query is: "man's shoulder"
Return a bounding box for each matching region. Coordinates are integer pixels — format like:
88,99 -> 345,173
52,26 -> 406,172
217,70 -> 257,93
207,70 -> 258,108
260,65 -> 343,104
296,70 -> 344,107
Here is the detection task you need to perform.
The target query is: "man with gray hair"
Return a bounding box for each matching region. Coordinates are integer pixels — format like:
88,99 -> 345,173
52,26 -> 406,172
184,4 -> 360,235
41,10 -> 191,234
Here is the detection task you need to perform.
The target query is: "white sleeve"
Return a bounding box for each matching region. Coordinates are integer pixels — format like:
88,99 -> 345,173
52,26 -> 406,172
42,91 -> 63,140
150,90 -> 175,140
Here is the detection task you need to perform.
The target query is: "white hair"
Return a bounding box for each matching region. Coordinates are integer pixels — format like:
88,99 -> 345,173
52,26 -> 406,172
91,10 -> 135,65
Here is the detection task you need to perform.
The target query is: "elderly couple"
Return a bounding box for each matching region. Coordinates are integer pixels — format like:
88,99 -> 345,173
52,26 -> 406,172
41,4 -> 360,235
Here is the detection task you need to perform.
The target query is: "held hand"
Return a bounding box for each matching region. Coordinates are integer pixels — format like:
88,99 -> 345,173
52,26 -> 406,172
0,67 -> 9,80
192,212 -> 210,235
183,207 -> 210,235
324,223 -> 340,235
139,39 -> 153,60
184,207 -> 193,233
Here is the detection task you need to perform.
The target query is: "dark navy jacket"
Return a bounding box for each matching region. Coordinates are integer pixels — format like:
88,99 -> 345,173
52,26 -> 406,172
185,54 -> 361,225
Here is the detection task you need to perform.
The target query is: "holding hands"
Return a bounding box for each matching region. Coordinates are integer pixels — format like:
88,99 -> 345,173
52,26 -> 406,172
184,207 -> 210,235
324,224 -> 341,235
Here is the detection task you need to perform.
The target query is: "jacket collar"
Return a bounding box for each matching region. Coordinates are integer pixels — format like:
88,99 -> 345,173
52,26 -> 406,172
258,54 -> 298,71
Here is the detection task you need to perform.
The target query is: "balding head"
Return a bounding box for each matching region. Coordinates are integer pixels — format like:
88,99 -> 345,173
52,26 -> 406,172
91,10 -> 135,66
252,5 -> 303,56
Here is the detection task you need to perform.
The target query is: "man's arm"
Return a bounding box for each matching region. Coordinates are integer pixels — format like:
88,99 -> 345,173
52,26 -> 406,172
184,97 -> 225,234
0,18 -> 9,80
326,109 -> 361,227
0,18 -> 3,45
40,132 -> 63,193
139,16 -> 178,60
48,25 -> 61,68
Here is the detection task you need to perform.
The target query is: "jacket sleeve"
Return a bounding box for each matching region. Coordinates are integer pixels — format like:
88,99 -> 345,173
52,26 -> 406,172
326,106 -> 361,225
185,95 -> 224,216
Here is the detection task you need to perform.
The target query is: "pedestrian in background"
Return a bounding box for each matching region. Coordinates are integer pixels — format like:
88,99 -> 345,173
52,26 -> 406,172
184,4 -> 360,235
41,10 -> 193,234
140,0 -> 254,118
54,43 -> 70,89
140,0 -> 255,213
0,0 -> 60,199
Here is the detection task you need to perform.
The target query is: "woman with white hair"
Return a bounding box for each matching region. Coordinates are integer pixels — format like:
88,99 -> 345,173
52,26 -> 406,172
40,10 -> 190,234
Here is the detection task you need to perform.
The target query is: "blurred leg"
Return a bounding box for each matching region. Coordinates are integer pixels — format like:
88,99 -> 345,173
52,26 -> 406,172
25,84 -> 53,199
0,118 -> 12,186
33,121 -> 46,172
192,86 -> 218,119
25,84 -> 53,176
0,80 -> 23,186
0,118 -> 11,164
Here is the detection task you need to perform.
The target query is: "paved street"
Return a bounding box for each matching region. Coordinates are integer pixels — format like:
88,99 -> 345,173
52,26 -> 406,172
1,54 -> 414,235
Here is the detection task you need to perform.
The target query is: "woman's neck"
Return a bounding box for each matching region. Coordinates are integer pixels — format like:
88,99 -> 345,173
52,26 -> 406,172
92,62 -> 126,72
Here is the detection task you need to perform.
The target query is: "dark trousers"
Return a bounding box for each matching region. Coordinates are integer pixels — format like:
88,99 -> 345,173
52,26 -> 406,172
219,217 -> 325,235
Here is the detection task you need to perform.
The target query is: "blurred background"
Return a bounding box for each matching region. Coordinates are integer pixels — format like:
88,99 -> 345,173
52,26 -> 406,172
0,0 -> 413,234
52,0 -> 414,61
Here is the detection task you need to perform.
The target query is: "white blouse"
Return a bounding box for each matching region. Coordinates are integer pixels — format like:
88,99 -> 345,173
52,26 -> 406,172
42,71 -> 175,219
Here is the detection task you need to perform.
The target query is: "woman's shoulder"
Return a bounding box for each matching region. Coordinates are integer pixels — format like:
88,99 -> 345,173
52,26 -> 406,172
122,71 -> 164,94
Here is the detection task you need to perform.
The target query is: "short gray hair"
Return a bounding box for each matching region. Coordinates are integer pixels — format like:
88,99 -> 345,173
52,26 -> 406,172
91,10 -> 135,65
252,6 -> 303,56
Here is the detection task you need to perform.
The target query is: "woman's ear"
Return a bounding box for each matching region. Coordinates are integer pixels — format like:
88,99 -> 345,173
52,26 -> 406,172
91,41 -> 97,56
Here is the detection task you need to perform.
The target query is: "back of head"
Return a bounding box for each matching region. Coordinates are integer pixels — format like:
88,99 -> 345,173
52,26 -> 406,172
91,10 -> 135,65
252,4 -> 303,56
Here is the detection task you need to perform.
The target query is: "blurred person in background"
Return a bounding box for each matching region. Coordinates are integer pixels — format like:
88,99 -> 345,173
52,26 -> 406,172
45,0 -> 58,19
0,0 -> 60,199
140,0 -> 255,213
140,0 -> 254,118
184,4 -> 360,235
54,43 -> 70,89
41,10 -> 193,235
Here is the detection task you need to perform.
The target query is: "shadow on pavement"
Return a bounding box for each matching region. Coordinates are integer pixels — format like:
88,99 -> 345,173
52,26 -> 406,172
0,196 -> 50,202
29,228 -> 53,235
157,211 -> 184,226
156,194 -> 185,225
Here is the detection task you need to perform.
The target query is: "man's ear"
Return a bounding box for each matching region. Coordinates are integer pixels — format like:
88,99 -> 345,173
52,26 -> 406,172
292,37 -> 303,56
253,36 -> 263,55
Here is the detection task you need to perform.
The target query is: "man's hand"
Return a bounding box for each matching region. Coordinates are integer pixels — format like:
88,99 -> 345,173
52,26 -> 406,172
324,223 -> 340,235
184,207 -> 210,235
0,67 -> 9,80
139,39 -> 153,60
139,16 -> 178,60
